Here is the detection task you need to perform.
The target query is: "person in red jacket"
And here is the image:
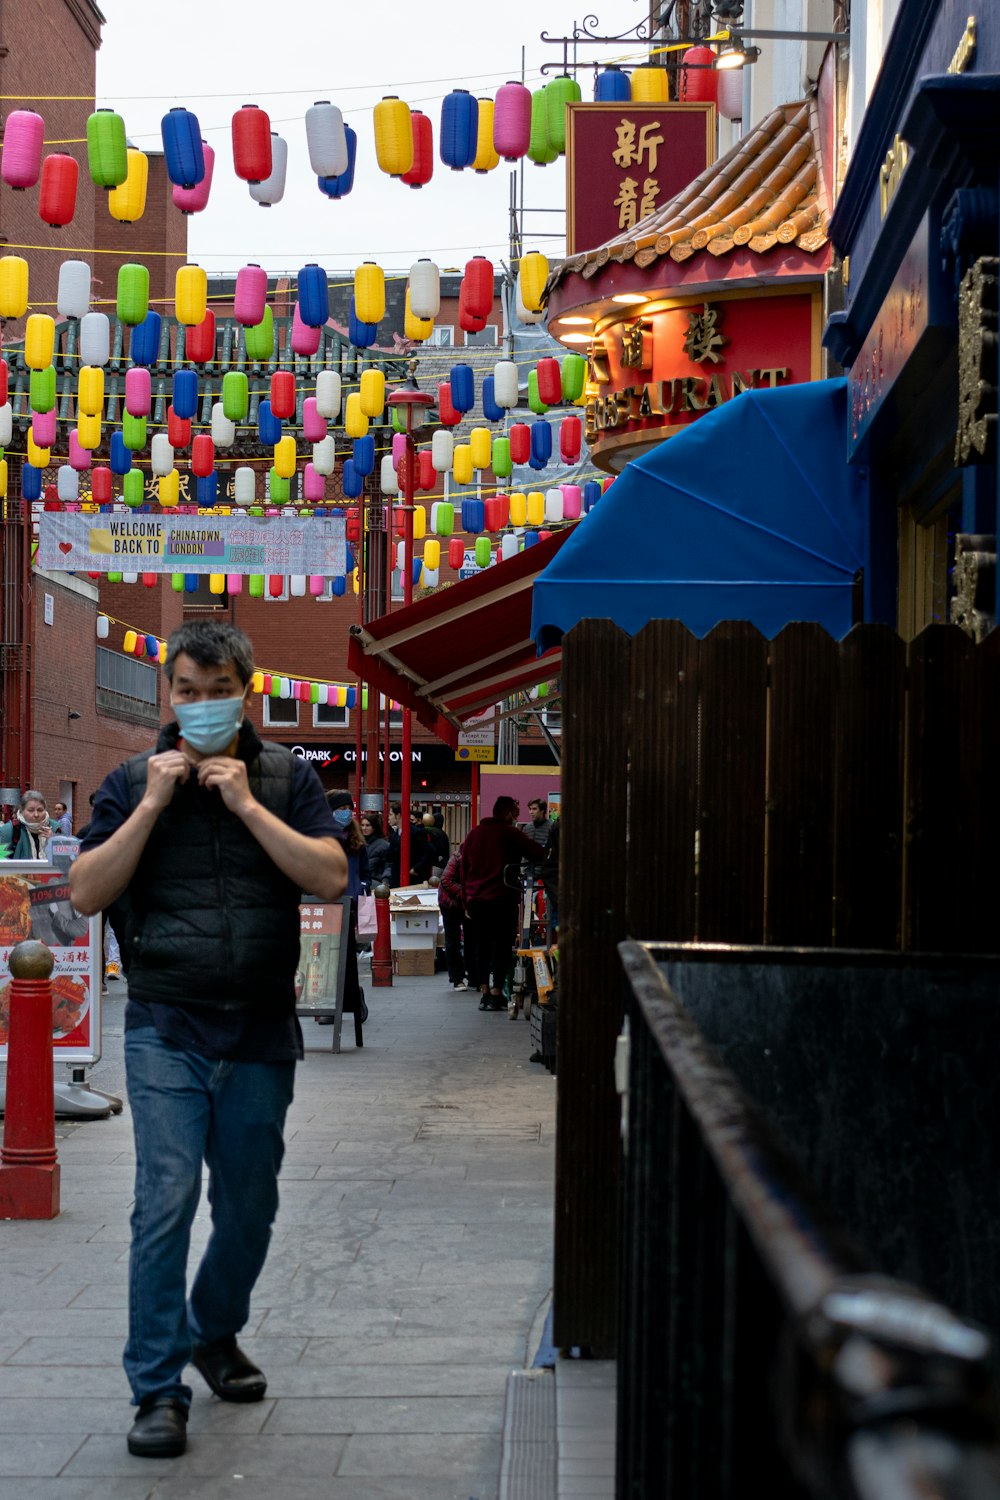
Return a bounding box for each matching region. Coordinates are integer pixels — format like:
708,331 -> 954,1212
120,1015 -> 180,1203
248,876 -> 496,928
461,795 -> 545,1010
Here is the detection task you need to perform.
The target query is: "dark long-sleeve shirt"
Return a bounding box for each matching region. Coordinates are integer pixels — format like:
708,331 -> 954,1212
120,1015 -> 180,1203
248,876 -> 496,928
461,817 -> 545,906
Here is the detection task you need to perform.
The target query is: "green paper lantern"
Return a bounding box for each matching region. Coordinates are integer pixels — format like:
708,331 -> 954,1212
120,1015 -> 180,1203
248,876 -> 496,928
475,535 -> 492,568
362,687 -> 369,710
310,683 -> 320,703
116,263 -> 149,326
123,469 -> 143,507
537,681 -> 549,699
249,574 -> 265,597
491,437 -> 512,478
122,411 -> 146,450
269,468 -> 290,504
391,405 -> 406,434
528,88 -> 557,166
171,572 -> 185,591
107,571 -> 122,583
528,369 -> 548,415
544,75 -> 581,155
434,501 -> 454,536
29,365 -> 56,414
244,305 -> 274,363
86,109 -> 128,189
561,353 -> 586,403
222,370 -> 249,422
269,673 -> 281,696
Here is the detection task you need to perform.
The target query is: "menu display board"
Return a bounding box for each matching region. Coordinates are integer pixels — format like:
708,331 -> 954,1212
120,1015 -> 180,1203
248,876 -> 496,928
0,862 -> 102,1065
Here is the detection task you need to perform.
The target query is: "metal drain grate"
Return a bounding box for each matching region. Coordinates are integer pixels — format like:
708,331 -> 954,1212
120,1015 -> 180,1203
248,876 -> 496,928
499,1368 -> 557,1500
416,1119 -> 542,1141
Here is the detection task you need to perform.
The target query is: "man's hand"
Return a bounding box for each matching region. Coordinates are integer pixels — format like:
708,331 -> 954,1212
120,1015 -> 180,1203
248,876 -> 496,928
196,756 -> 256,818
141,751 -> 190,813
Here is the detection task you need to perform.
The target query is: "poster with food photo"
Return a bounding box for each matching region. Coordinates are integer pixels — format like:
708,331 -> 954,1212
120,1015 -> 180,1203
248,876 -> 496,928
0,864 -> 101,1063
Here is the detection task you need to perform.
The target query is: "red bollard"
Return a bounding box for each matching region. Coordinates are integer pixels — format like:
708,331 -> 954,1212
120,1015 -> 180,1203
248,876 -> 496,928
370,882 -> 393,988
0,940 -> 60,1220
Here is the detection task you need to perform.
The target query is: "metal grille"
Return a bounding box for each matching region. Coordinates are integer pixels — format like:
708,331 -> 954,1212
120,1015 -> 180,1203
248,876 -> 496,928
95,646 -> 159,706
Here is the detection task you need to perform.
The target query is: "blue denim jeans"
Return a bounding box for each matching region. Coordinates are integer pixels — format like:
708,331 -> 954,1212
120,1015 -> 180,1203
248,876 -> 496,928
123,1027 -> 295,1406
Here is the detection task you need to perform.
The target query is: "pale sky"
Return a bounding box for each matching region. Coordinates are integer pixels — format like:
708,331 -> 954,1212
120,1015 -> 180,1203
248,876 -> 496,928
94,0 -> 643,275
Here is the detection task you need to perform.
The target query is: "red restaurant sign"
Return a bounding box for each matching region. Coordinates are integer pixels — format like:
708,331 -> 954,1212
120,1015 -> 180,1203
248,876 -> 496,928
565,102 -> 715,257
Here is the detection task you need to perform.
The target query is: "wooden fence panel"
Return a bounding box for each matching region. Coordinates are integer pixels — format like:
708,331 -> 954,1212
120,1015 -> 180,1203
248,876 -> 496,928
833,625 -> 906,948
767,623 -> 838,945
697,623 -> 769,943
628,621 -> 700,942
555,618 -> 631,1354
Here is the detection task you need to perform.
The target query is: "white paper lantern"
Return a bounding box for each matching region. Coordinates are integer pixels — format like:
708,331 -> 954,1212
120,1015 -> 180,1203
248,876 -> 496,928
501,533 -> 520,561
422,567 -> 439,589
717,67 -> 744,122
409,258 -> 440,320
0,404 -> 12,447
305,101 -> 348,176
515,281 -> 543,325
545,487 -> 564,523
396,539 -> 406,571
57,464 -> 79,501
380,454 -> 399,495
315,370 -> 341,420
493,360 -> 519,408
80,311 -> 110,367
96,613 -> 110,639
150,433 -> 174,476
429,501 -> 440,532
279,677 -> 291,699
211,402 -> 236,447
57,259 -> 91,320
234,466 -> 256,505
431,429 -> 454,473
312,436 -> 336,475
250,133 -> 287,206
290,575 -> 306,596
122,571 -> 139,584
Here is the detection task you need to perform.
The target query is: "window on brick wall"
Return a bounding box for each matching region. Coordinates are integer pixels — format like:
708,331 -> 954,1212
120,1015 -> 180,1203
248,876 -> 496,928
95,646 -> 160,727
263,696 -> 299,726
313,701 -> 349,728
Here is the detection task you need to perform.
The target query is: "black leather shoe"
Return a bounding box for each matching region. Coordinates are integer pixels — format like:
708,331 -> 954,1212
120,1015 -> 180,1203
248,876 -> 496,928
192,1335 -> 267,1402
127,1396 -> 188,1457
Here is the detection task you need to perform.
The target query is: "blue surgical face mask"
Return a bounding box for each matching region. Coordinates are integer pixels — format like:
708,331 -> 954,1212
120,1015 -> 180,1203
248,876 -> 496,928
332,807 -> 353,828
172,695 -> 245,755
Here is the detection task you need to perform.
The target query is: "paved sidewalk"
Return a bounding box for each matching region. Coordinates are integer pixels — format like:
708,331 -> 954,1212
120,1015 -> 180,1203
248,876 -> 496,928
0,966 -> 556,1500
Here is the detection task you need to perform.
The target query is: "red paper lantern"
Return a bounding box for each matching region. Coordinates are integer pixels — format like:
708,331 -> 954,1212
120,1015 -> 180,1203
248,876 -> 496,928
186,308 -> 216,364
346,506 -> 361,544
484,495 -> 509,531
560,414 -> 582,463
232,104 -> 273,183
603,476 -> 615,493
509,423 -> 531,463
192,434 -> 214,477
537,358 -> 562,407
448,537 -> 464,569
270,369 -> 296,419
458,279 -> 488,334
437,383 -> 461,426
267,574 -> 283,597
417,450 -> 437,492
38,153 -> 78,227
167,405 -> 191,447
262,673 -> 272,693
393,505 -> 406,537
142,573 -> 157,587
463,256 -> 494,321
402,110 -> 433,188
679,46 -> 719,104
91,467 -> 112,503
0,360 -> 7,406
396,452 -> 416,494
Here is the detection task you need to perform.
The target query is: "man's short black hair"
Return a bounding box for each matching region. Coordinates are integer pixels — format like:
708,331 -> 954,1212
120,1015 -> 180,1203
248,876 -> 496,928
493,795 -> 519,818
164,620 -> 254,687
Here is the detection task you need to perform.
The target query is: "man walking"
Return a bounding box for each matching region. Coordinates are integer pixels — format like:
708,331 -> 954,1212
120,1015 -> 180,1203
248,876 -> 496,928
462,795 -> 545,1010
70,621 -> 346,1460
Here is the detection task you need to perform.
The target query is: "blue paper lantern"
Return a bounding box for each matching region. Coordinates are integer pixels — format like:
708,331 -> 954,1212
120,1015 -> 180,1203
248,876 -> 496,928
197,472 -> 217,506
461,497 -> 485,532
346,686 -> 357,708
258,399 -> 282,446
583,479 -> 602,512
481,375 -> 503,424
110,432 -> 132,474
130,310 -> 161,367
317,124 -> 357,198
342,457 -> 363,498
345,542 -> 355,572
412,557 -> 422,586
349,305 -> 377,348
523,529 -> 539,548
450,362 -> 475,414
184,573 -> 199,592
297,263 -> 329,328
529,419 -> 552,467
332,576 -> 346,596
595,66 -> 631,101
440,90 -> 478,170
145,634 -> 159,658
21,462 -> 42,501
172,367 -> 199,420
160,108 -> 205,188
352,434 -> 375,476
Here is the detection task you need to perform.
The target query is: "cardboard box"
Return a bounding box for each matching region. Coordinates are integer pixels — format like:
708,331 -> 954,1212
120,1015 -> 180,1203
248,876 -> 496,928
394,945 -> 436,977
392,932 -> 437,950
392,911 -> 439,936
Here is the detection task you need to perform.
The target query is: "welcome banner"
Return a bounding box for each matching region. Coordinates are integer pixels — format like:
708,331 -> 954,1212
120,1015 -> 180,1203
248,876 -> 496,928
37,512 -> 347,576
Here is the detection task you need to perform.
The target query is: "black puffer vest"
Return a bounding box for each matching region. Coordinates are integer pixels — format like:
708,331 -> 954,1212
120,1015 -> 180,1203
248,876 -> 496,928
122,721 -> 301,1012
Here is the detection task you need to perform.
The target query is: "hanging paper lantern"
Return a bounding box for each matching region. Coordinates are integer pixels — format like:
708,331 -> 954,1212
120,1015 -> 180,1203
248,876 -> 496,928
344,392 -> 368,439
359,367 -> 385,418
492,437 -> 512,478
219,371 -> 247,424
404,289 -> 433,342
234,467 -> 256,505
348,305 -> 378,349
116,263 -> 149,327
353,434 -> 376,477
0,404 -> 12,448
595,65 -> 631,102
469,427 -> 492,470
509,423 -> 531,464
175,264 -> 207,326
435,383 -> 460,427
422,538 -> 442,572
453,444 -> 473,487
86,108 -> 128,188
91,467 -> 113,504
680,47 -> 718,104
310,373 -> 340,425
519,252 -> 549,312
317,124 -> 357,198
403,263 -> 440,328
493,81 -> 532,161
268,469 -> 290,504
0,256 -> 29,319
445,537 -> 462,569
269,370 -> 295,420
434,501 -> 454,536
303,464 -> 325,502
258,399 -> 282,446
32,408 -> 56,447
96,614 -> 110,639
69,430 -> 91,470
430,429 -> 454,473
38,152 -> 78,227
122,410 -> 146,449
80,311 -> 110,367
560,415 -> 582,463
313,436 -> 336,475
475,536 -> 492,569
192,434 -> 214,477
491,360 -> 519,411
292,300 -> 322,355
274,434 -> 296,479
473,99 -> 499,172
161,107 -> 204,188
108,148 -> 148,222
341,458 -> 361,499
2,110 -> 45,189
27,430 -> 50,468
536,358 -> 562,407
545,488 -> 564,523
250,133 -> 287,205
160,470 -> 180,507
211,402 -> 236,447
583,479 -> 602,511
528,88 -> 556,166
172,368 -> 198,420
122,630 -> 138,654
561,352 -> 587,402
130,309 -> 161,367
234,263 -> 267,326
416,452 -> 436,494
527,370 -> 548,415
247,575 -> 264,598
440,89 -> 478,170
173,140 -> 214,213
449,363 -> 475,415
0,360 -> 6,408
56,259 -> 90,319
78,365 -> 104,417
297,264 -> 329,328
562,484 -> 582,519
232,104 -> 272,183
516,281 -> 544,326
526,491 -> 545,526
373,96 -> 414,177
484,495 -> 508,531
545,75 -> 581,155
306,100 -> 348,176
114,427 -> 137,467
151,434 -> 174,475
500,532 -> 519,562
245,305 -> 274,362
530,420 -> 552,467
24,314 -> 55,372
717,67 -> 745,121
302,397 -> 326,442
78,413 -> 101,450
632,64 -> 669,102
186,308 -> 216,364
463,256 -> 494,321
380,454 -> 399,495
21,464 -> 43,501
402,110 -> 433,187
354,262 -> 385,326
482,375 -> 502,423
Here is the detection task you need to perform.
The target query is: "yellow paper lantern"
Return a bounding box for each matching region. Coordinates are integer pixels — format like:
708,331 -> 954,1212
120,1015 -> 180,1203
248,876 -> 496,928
337,685 -> 348,707
354,261 -> 385,325
412,504 -> 426,539
108,148 -> 148,223
424,538 -> 441,569
373,98 -> 413,177
210,574 -> 226,595
274,433 -> 297,479
123,630 -> 138,654
0,256 -> 29,320
0,459 -> 7,498
404,289 -> 433,342
175,263 -> 207,327
473,98 -> 499,172
159,468 -> 180,507
25,314 -> 55,371
632,64 -> 669,102
453,444 -> 473,487
251,670 -> 264,693
27,432 -> 50,468
78,412 -> 101,450
158,641 -> 167,664
509,492 -> 527,526
359,367 -> 385,418
78,365 -> 104,417
344,391 -> 368,439
527,490 -> 545,526
469,427 -> 492,470
519,252 -> 549,313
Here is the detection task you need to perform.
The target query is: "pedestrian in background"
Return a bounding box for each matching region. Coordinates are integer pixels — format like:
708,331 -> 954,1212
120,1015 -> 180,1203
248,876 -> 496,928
438,846 -> 467,991
51,800 -> 73,835
462,796 -> 545,1010
0,789 -> 52,860
360,810 -> 392,886
326,791 -> 371,1031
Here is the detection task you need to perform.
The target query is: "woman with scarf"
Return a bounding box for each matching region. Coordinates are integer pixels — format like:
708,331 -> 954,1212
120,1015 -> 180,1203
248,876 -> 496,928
0,790 -> 53,860
325,791 -> 371,1042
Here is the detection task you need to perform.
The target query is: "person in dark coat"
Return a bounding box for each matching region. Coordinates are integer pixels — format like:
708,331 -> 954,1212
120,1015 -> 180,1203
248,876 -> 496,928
326,792 -> 371,1032
461,795 -> 545,1010
360,810 -> 392,886
437,847 -> 467,990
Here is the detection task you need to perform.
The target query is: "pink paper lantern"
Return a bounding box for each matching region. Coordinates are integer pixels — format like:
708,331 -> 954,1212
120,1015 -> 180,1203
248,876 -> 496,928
562,484 -> 582,519
304,462 -> 324,502
392,432 -> 407,468
234,262 -> 268,325
493,82 -> 531,162
68,431 -> 92,471
302,397 -> 326,442
2,110 -> 45,189
32,408 -> 57,446
291,301 -> 321,356
308,574 -> 325,595
125,365 -> 151,417
226,573 -> 243,594
173,141 -> 214,213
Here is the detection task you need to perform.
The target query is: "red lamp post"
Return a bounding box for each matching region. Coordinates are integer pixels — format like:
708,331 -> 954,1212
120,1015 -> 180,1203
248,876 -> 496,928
0,941 -> 60,1219
387,363 -> 434,886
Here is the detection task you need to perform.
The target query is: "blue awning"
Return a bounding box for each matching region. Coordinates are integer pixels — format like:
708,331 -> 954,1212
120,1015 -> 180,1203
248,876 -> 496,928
532,379 -> 867,650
